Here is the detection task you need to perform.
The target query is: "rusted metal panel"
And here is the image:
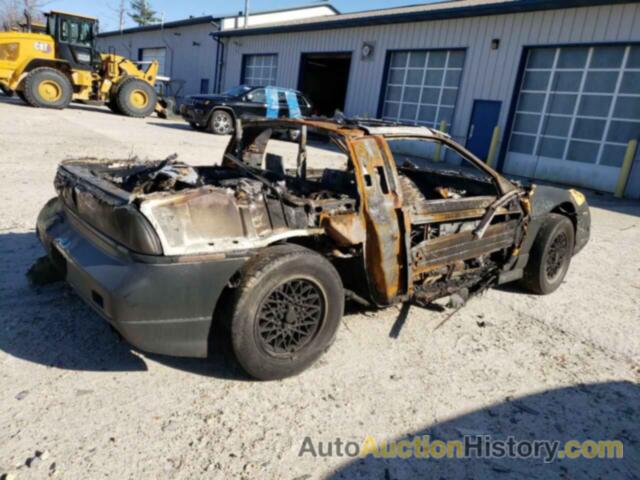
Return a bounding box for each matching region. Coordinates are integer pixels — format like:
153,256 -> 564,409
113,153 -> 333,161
411,220 -> 519,275
321,212 -> 366,247
349,136 -> 408,305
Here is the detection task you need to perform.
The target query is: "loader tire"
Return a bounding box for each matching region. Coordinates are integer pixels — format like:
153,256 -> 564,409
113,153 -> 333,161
106,98 -> 121,114
23,67 -> 72,109
116,78 -> 157,118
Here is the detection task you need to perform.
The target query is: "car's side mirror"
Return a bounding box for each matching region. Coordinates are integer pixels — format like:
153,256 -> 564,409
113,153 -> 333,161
245,94 -> 253,101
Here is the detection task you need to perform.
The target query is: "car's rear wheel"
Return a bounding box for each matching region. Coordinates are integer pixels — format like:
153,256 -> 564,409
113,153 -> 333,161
229,245 -> 344,380
521,213 -> 574,295
209,109 -> 234,135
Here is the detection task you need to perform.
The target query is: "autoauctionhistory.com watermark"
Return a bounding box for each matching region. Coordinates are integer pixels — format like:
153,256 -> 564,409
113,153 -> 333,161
298,435 -> 624,463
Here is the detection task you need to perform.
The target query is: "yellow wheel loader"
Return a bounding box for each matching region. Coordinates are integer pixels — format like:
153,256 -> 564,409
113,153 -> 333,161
0,11 -> 161,118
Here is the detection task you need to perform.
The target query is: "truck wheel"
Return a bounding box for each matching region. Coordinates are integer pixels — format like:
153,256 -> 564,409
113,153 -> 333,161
23,67 -> 72,109
106,95 -> 121,114
229,245 -> 344,380
106,99 -> 121,114
520,213 -> 574,295
116,78 -> 157,118
209,110 -> 234,135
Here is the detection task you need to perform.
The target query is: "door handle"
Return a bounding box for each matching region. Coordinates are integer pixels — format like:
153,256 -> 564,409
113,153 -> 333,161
468,124 -> 475,140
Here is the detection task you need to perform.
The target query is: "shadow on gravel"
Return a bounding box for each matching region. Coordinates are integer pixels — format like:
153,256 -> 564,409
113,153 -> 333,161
0,231 -> 246,380
147,121 -> 195,132
66,102 -> 116,115
0,93 -> 23,106
330,381 -> 639,480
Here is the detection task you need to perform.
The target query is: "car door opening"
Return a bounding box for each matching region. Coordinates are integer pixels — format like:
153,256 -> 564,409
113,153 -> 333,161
299,52 -> 351,117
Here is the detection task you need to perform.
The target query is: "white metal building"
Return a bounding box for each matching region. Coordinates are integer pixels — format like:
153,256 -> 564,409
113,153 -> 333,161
215,0 -> 640,198
96,4 -> 338,98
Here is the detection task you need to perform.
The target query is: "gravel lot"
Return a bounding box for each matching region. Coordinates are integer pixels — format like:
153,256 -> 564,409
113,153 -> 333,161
0,94 -> 639,479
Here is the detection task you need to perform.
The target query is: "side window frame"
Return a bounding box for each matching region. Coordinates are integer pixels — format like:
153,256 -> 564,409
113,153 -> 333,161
249,88 -> 266,103
385,135 -> 504,194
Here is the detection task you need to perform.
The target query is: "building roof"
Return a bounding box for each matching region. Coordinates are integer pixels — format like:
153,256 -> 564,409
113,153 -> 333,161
98,3 -> 340,38
98,15 -> 216,37
214,0 -> 634,37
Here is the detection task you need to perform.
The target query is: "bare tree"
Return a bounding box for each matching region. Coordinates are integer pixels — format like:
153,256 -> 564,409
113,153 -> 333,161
0,0 -> 22,30
0,0 -> 47,31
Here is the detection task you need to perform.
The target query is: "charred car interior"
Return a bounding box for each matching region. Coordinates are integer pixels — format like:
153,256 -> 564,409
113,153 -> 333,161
36,118 -> 591,380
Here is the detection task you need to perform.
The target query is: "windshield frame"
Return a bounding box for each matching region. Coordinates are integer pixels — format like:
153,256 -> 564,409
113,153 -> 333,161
57,16 -> 95,47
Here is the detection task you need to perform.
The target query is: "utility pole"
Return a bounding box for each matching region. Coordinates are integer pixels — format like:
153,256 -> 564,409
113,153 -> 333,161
243,0 -> 249,28
118,0 -> 125,31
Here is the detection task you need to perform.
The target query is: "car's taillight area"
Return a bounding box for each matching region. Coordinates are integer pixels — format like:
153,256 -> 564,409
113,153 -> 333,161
55,171 -> 164,256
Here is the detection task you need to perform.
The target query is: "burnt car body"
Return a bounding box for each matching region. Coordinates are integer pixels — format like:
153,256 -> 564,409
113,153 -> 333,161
180,85 -> 313,135
36,118 -> 590,380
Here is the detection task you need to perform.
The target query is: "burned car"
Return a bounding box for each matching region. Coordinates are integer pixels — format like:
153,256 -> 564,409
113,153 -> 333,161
36,118 -> 590,380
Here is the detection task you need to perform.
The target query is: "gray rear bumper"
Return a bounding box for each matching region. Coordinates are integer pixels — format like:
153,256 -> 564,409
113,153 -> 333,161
37,198 -> 248,358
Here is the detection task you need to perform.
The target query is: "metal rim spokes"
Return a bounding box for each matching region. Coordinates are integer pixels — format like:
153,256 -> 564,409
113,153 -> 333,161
213,113 -> 230,133
546,231 -> 569,281
256,279 -> 325,356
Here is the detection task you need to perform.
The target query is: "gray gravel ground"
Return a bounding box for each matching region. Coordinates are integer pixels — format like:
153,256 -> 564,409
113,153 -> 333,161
0,94 -> 639,479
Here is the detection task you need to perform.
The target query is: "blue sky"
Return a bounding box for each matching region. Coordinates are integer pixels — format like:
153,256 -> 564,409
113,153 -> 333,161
44,0 -> 439,32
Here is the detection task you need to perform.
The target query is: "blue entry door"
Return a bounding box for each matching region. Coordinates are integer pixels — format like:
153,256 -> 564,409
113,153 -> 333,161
466,100 -> 502,160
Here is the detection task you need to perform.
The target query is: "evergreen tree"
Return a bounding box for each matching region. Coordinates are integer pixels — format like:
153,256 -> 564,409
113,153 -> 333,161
128,0 -> 159,26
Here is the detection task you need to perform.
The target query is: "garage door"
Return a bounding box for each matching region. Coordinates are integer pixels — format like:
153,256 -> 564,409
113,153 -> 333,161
140,47 -> 167,77
503,45 -> 640,192
380,49 -> 465,130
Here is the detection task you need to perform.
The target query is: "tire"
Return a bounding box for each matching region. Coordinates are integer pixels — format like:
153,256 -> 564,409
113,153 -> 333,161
106,98 -> 121,114
520,213 -> 575,295
115,78 -> 157,118
106,83 -> 123,114
209,109 -> 234,135
229,244 -> 344,380
23,67 -> 72,109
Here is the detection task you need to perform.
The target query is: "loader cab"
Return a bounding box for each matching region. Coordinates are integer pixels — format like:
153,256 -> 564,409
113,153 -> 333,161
45,11 -> 98,70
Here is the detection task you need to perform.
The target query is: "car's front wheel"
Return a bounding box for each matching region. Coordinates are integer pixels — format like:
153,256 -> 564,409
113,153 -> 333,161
229,245 -> 344,380
521,213 -> 575,295
209,109 -> 234,135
